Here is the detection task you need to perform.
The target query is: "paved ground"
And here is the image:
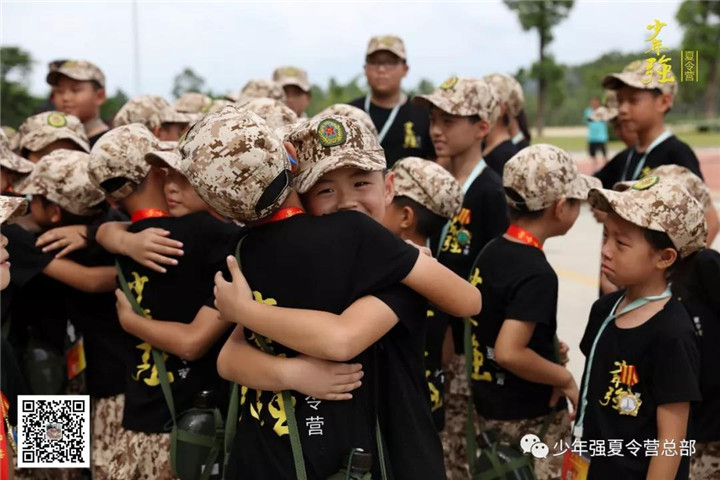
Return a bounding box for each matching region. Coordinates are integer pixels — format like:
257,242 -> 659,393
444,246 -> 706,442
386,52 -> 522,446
548,149 -> 719,383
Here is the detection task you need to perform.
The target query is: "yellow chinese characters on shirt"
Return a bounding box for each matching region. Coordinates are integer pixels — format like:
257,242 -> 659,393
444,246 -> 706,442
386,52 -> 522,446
468,268 -> 492,383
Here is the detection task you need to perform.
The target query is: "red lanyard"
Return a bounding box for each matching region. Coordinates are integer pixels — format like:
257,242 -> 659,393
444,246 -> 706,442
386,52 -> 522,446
506,225 -> 543,250
131,208 -> 170,223
256,207 -> 305,226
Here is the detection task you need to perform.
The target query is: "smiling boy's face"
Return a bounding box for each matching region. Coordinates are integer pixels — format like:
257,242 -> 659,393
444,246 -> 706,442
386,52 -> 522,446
301,167 -> 394,222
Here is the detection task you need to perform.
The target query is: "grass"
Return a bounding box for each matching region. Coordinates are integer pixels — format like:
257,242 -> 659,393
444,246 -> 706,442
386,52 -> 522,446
534,130 -> 720,152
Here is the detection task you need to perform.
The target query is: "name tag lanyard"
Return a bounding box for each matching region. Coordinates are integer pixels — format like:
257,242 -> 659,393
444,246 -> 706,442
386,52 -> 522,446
621,130 -> 671,181
435,159 -> 487,255
364,94 -> 402,145
573,285 -> 672,439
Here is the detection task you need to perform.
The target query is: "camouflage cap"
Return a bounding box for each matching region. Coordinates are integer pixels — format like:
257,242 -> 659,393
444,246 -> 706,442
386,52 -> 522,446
88,124 -> 175,200
0,195 -> 28,225
0,130 -> 34,174
173,93 -> 213,114
392,157 -> 463,220
366,35 -> 406,60
589,176 -> 706,258
602,59 -> 678,96
287,115 -> 386,194
205,99 -> 235,115
483,73 -> 525,117
15,150 -> 105,216
240,79 -> 287,102
224,91 -> 251,103
613,165 -> 711,210
113,95 -> 194,130
1,127 -> 18,150
47,60 -> 106,88
178,105 -> 291,222
17,112 -> 90,154
272,66 -> 311,92
314,104 -> 378,136
413,77 -> 500,123
145,146 -> 182,174
241,98 -> 299,131
504,144 -> 601,211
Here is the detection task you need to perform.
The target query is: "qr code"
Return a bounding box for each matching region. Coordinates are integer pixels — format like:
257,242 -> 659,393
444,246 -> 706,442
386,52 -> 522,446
17,395 -> 90,468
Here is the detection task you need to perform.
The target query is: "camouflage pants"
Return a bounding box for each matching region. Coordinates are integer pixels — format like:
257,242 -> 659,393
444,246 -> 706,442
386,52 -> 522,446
690,441 -> 720,480
91,394 -> 125,480
440,354 -> 474,480
477,411 -> 570,480
108,429 -> 176,480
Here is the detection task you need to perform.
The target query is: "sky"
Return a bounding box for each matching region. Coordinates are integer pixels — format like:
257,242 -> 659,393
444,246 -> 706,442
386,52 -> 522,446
1,0 -> 686,99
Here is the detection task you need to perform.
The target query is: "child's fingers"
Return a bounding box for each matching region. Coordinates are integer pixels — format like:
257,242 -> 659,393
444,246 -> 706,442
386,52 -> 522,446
150,235 -> 184,251
55,243 -> 81,259
332,363 -> 363,375
332,379 -> 362,393
320,393 -> 353,401
140,257 -> 169,274
147,252 -> 179,267
214,271 -> 229,287
336,369 -> 364,384
226,255 -> 241,281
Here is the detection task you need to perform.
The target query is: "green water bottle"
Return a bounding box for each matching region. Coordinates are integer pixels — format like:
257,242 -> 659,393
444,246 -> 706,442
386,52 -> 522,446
175,390 -> 222,480
327,448 -> 373,480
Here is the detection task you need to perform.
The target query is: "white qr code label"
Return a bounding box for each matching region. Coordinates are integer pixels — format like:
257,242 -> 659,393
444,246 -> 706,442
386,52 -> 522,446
17,395 -> 90,468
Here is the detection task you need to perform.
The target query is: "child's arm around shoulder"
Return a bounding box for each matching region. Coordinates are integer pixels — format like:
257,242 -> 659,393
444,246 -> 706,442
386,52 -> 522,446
97,221 -> 183,273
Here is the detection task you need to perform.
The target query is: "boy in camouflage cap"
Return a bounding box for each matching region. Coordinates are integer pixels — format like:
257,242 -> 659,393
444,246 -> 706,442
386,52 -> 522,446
241,97 -> 299,131
413,77 -> 509,476
47,59 -> 109,146
173,92 -> 212,117
481,74 -> 521,175
273,66 -> 312,117
580,175 -> 704,479
240,78 -> 287,102
465,144 -> 598,480
88,122 -> 237,480
594,60 -> 702,189
17,111 -> 90,162
382,156 -> 463,432
0,129 -> 34,193
113,95 -> 194,141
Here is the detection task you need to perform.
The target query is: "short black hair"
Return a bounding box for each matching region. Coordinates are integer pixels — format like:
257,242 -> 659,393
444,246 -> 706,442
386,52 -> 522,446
505,187 -> 545,221
90,80 -> 104,92
648,88 -> 672,115
393,196 -> 447,239
643,228 -> 685,278
38,195 -> 105,226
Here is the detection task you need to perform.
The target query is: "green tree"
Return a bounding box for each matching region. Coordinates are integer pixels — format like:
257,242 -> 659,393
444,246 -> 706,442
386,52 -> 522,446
100,89 -> 129,124
171,68 -> 205,99
503,0 -> 574,136
676,0 -> 720,120
0,46 -> 43,129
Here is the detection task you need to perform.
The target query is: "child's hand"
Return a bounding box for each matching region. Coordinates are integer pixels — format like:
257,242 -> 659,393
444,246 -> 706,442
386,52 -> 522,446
124,228 -> 184,273
286,355 -> 363,401
36,225 -> 88,257
214,255 -> 253,323
405,239 -> 432,257
115,289 -> 140,332
558,340 -> 570,366
550,375 -> 579,421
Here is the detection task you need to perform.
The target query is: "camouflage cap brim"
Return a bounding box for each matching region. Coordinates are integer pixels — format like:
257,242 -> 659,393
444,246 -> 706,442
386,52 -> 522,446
0,150 -> 34,174
277,78 -> 311,93
412,94 -> 473,117
602,73 -> 647,91
293,149 -> 386,194
0,196 -> 28,225
20,128 -> 90,153
145,150 -> 183,173
159,108 -> 195,126
567,174 -> 602,201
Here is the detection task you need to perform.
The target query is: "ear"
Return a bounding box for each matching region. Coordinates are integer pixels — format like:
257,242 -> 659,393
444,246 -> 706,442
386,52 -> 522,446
401,63 -> 409,78
400,205 -> 415,230
49,204 -> 63,224
474,119 -> 490,140
383,171 -> 395,207
152,125 -> 163,138
659,93 -> 673,113
283,141 -> 299,174
552,198 -> 567,219
655,247 -> 678,271
95,88 -> 106,107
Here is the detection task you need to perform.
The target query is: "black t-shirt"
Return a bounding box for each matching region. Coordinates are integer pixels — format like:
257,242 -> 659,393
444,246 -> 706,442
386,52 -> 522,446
374,286 -> 445,479
65,240 -> 132,398
225,210 -> 419,480
87,127 -> 109,148
430,165 -> 510,353
424,305 -> 447,430
118,212 -> 240,433
673,249 -> 720,442
1,336 -> 29,426
594,135 -> 703,189
485,139 -> 520,177
348,96 -> 435,168
579,291 -> 701,480
469,237 -> 563,420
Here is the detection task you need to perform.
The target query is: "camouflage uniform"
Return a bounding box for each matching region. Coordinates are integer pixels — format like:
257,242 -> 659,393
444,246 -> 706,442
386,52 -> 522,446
91,394 -> 126,480
440,354 -> 474,480
108,429 -> 175,480
691,441 -> 720,480
113,95 -> 194,130
178,107 -> 291,222
272,66 -> 311,93
391,156 -> 463,220
16,111 -> 90,153
286,114 -> 386,194
14,150 -> 105,216
314,104 -> 378,137
588,175 -> 707,258
88,124 -> 176,201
